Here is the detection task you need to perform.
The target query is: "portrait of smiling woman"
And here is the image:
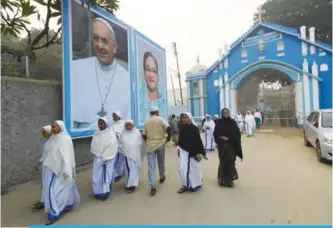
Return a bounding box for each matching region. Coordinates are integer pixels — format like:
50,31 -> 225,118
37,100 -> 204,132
136,36 -> 167,125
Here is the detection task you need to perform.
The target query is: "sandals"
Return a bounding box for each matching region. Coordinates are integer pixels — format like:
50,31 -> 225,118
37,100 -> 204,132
178,186 -> 187,194
45,220 -> 55,225
31,202 -> 44,210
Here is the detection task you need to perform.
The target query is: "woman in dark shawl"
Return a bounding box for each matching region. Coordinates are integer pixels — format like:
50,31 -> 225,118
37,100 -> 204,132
177,112 -> 208,194
213,108 -> 243,188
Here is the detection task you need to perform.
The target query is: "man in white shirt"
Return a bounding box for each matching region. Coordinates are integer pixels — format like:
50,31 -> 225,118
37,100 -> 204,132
71,17 -> 130,130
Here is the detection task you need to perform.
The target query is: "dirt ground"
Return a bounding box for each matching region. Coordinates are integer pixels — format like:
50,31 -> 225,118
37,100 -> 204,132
1,132 -> 332,226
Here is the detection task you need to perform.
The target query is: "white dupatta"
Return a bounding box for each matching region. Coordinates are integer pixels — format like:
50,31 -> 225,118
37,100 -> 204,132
91,117 -> 119,161
43,120 -> 76,182
118,120 -> 145,167
203,115 -> 215,130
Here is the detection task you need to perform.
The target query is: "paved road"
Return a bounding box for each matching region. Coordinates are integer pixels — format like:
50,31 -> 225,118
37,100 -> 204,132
1,133 -> 332,226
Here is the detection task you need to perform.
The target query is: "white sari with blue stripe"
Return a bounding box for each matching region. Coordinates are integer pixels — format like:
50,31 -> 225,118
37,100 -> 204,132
42,121 -> 80,222
203,117 -> 215,150
178,147 -> 202,191
91,119 -> 119,200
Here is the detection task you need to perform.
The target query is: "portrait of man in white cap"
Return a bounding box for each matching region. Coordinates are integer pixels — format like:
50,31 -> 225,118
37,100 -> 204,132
71,16 -> 130,130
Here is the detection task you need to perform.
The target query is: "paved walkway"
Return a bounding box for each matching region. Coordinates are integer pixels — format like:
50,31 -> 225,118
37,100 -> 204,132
1,133 -> 332,226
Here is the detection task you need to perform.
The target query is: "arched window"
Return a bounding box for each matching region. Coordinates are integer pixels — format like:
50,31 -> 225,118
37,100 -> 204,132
193,81 -> 199,96
241,49 -> 247,58
320,63 -> 328,72
277,41 -> 284,51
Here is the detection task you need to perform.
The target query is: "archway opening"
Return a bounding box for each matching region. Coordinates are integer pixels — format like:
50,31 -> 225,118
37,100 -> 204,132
236,68 -> 296,127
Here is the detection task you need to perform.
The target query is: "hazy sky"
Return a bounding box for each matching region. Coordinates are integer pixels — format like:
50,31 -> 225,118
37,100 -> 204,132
31,0 -> 263,89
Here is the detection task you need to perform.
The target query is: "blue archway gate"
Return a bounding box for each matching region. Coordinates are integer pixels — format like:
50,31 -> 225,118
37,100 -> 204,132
186,21 -> 332,126
217,60 -> 322,127
236,68 -> 296,127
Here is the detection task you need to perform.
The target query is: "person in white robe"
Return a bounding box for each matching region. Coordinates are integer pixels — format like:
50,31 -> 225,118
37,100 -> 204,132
244,111 -> 256,137
91,117 -> 118,200
31,125 -> 52,210
118,120 -> 145,194
235,112 -> 245,133
42,120 -> 80,225
254,110 -> 263,129
112,111 -> 126,182
177,112 -> 208,194
71,17 -> 130,130
203,115 -> 215,151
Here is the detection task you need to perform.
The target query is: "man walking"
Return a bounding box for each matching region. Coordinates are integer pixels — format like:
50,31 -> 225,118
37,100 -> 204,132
170,114 -> 179,145
142,106 -> 171,196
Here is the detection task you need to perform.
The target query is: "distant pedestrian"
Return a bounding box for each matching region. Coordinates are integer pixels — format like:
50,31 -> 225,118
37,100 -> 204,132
235,112 -> 244,133
203,114 -> 215,151
254,110 -> 262,129
141,106 -> 171,196
31,125 -> 52,211
170,114 -> 179,145
245,111 -> 256,137
213,114 -> 219,124
177,112 -> 207,194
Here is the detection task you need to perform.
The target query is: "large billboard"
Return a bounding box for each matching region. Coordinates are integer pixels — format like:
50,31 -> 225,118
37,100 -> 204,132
133,32 -> 168,128
62,0 -> 166,138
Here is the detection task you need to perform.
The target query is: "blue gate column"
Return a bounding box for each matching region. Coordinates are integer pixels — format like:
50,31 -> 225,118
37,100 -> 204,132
224,72 -> 230,110
187,81 -> 191,113
311,61 -> 320,111
230,88 -> 237,118
302,58 -> 311,119
198,79 -> 204,117
219,76 -> 225,112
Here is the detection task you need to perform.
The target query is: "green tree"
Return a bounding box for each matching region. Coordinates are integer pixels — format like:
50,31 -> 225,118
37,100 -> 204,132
254,0 -> 332,43
1,0 -> 119,58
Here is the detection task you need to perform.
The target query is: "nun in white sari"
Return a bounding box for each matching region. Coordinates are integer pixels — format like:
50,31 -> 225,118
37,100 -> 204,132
91,117 -> 118,200
42,120 -> 80,225
177,112 -> 208,194
31,125 -> 52,210
235,112 -> 245,133
118,120 -> 145,194
112,111 -> 126,182
203,114 -> 215,151
245,111 -> 256,137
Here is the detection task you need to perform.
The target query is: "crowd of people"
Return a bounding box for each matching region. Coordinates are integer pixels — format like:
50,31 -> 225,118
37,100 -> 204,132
31,106 -> 246,225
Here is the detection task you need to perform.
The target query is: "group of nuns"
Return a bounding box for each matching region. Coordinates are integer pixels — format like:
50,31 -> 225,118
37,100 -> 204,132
31,108 -> 243,225
31,111 -> 144,225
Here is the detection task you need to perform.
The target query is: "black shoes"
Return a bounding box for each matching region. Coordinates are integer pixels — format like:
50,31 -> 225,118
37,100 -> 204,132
150,187 -> 157,196
159,176 -> 166,184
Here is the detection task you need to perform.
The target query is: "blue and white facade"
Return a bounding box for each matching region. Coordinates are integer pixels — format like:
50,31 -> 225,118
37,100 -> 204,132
186,21 -> 332,125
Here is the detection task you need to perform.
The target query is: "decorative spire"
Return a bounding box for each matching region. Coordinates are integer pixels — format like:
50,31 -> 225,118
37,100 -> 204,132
197,55 -> 199,63
258,5 -> 262,23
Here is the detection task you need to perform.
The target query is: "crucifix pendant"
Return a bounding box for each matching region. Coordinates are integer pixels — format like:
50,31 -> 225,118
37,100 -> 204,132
97,105 -> 107,117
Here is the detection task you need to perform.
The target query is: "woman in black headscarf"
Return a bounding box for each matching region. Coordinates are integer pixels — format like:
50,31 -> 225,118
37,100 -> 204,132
213,108 -> 243,187
177,112 -> 208,194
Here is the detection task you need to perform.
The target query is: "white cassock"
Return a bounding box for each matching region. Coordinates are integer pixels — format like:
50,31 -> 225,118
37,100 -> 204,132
245,114 -> 256,136
112,115 -> 126,181
203,118 -> 215,150
42,121 -> 80,222
91,127 -> 118,200
235,114 -> 244,133
119,127 -> 145,188
178,147 -> 203,191
71,57 -> 130,130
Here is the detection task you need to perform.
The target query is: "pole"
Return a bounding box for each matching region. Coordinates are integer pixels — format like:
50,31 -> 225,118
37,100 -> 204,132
168,69 -> 177,106
172,42 -> 184,105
